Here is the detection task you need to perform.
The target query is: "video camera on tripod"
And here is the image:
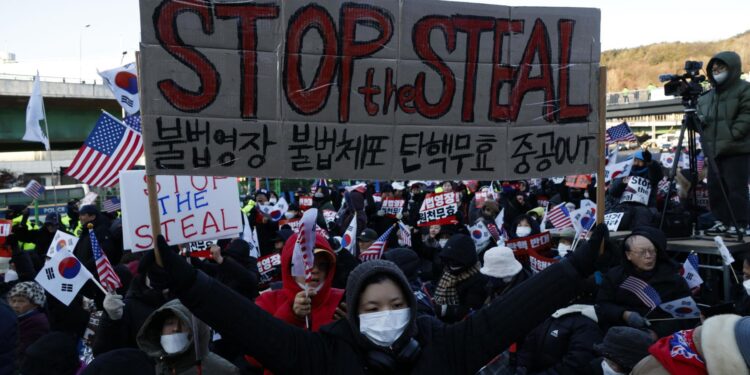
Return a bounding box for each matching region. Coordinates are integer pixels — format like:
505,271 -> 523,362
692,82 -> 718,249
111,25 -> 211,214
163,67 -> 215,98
659,61 -> 706,107
657,60 -> 743,240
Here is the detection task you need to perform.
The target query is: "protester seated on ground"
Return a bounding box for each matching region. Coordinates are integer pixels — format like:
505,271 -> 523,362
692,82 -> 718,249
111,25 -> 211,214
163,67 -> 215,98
139,226 -> 610,374
80,348 -> 155,375
248,232 -> 345,370
190,239 -> 259,300
516,304 -> 603,375
383,248 -> 435,317
526,206 -> 546,227
357,228 -> 378,255
508,214 -> 541,240
93,263 -> 176,356
595,226 -> 695,337
552,227 -> 577,258
434,234 -> 488,323
592,326 -> 654,375
8,281 -> 49,366
137,299 -> 239,374
632,314 -> 750,374
410,224 -> 446,284
480,246 -> 531,303
19,332 -> 81,375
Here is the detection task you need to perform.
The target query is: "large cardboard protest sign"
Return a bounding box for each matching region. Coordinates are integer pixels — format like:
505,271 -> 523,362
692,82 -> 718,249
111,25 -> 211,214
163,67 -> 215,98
138,0 -> 600,180
120,170 -> 242,251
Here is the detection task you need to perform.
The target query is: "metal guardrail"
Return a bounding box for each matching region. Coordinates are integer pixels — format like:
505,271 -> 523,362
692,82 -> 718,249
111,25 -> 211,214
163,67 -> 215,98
605,89 -> 657,105
0,72 -> 98,85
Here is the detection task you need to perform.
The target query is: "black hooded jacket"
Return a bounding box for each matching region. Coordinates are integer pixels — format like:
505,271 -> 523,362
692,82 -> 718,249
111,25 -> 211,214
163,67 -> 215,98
174,254 -> 589,374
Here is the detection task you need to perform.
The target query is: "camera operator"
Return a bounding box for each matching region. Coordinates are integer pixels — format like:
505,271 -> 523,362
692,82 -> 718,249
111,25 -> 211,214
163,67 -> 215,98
698,51 -> 750,235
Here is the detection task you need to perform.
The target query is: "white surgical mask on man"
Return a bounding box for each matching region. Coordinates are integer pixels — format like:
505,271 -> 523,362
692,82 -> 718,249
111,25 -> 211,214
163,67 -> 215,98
601,360 -> 625,375
359,308 -> 410,347
269,198 -> 277,204
160,332 -> 190,354
516,226 -> 532,238
713,71 -> 728,84
284,212 -> 296,220
438,239 -> 448,248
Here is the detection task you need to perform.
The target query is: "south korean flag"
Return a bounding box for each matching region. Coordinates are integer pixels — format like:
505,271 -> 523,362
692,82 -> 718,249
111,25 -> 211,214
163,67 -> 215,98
35,250 -> 94,306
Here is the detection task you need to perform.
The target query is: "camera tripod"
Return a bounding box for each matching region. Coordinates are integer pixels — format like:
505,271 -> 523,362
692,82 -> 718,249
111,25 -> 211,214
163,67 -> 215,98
658,97 -> 744,241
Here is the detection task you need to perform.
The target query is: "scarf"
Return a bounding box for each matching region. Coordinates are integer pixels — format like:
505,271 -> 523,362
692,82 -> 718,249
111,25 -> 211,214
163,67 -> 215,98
433,263 -> 481,306
649,329 -> 706,375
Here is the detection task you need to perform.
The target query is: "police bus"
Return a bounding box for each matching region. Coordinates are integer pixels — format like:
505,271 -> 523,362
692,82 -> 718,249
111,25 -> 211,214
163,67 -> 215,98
0,184 -> 91,221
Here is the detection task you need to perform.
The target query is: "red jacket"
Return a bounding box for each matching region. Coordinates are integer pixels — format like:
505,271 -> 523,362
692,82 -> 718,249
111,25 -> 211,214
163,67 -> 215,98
247,233 -> 344,371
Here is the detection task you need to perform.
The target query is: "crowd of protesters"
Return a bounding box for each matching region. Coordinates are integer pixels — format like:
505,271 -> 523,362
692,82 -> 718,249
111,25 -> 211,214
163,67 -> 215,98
1,167 -> 750,375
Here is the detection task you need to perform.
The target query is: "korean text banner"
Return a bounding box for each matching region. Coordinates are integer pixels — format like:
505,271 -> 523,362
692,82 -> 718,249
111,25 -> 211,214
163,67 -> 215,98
120,170 -> 242,251
139,0 -> 600,180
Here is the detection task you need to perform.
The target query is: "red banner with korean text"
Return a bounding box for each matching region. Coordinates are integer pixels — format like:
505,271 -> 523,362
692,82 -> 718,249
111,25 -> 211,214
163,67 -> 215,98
417,192 -> 459,227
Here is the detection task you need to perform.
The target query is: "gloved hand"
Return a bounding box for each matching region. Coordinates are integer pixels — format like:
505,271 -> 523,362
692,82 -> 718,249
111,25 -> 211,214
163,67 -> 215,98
568,223 -> 609,277
139,235 -> 197,293
103,293 -> 125,320
377,209 -> 385,217
624,311 -> 650,328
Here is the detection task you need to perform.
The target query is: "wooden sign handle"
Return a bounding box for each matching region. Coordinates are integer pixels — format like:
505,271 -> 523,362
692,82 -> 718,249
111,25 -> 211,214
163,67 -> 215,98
596,66 -> 607,225
146,174 -> 163,267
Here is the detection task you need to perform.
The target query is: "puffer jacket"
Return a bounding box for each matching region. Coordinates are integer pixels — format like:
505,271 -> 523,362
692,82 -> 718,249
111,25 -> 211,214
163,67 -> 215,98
697,51 -> 750,158
136,299 -> 238,375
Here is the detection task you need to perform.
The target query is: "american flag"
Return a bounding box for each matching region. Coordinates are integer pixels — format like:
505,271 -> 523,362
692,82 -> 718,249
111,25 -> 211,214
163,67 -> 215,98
65,111 -> 143,187
90,227 -> 121,292
359,225 -> 395,262
397,222 -> 411,247
620,276 -> 662,310
547,203 -> 574,229
696,154 -> 705,174
102,197 -> 121,213
605,122 -> 637,145
23,180 -> 45,200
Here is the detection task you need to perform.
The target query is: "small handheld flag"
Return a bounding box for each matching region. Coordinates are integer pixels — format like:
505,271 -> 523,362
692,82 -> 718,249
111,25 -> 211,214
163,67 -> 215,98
90,224 -> 121,293
359,225 -> 396,262
23,180 -> 45,200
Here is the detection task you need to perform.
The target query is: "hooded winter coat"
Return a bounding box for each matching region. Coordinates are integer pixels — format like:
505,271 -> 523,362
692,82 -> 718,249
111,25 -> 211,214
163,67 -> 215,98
697,51 -> 750,158
254,233 -> 344,331
136,299 -> 238,375
175,251 -> 588,374
92,274 -> 174,356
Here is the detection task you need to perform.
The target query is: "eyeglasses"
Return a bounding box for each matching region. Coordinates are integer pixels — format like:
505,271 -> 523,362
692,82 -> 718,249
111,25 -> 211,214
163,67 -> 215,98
629,248 -> 657,258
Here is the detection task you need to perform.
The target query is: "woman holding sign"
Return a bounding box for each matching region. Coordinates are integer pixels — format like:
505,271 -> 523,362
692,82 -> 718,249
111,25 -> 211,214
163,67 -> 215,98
141,222 -> 610,374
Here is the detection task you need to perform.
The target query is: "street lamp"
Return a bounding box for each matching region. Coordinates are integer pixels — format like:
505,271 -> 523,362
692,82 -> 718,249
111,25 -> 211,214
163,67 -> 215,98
79,24 -> 91,82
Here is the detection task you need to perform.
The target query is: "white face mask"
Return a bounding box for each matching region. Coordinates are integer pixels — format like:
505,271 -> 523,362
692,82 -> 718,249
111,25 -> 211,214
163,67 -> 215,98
743,279 -> 750,296
438,239 -> 448,248
601,359 -> 625,375
359,308 -> 410,347
557,243 -> 571,254
516,226 -> 532,238
714,71 -> 728,84
160,332 -> 190,354
284,211 -> 296,219
269,198 -> 277,204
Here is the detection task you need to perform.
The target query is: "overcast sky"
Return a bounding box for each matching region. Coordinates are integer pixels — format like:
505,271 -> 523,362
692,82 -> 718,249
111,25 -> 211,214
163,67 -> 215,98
1,0 -> 747,81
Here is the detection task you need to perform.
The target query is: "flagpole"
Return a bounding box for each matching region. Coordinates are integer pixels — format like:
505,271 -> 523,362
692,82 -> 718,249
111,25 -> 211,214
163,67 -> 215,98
596,67 -> 607,256
38,73 -> 59,204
